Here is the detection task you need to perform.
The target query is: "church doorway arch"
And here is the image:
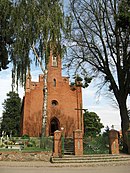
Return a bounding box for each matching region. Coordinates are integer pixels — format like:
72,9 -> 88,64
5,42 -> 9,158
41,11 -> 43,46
50,117 -> 60,136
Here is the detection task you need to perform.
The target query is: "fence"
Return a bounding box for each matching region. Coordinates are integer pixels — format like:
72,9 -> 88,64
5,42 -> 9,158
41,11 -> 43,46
83,136 -> 109,154
40,136 -> 54,151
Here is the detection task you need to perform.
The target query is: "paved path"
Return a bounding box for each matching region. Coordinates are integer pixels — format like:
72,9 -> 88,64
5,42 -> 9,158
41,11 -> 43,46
0,160 -> 130,167
0,165 -> 130,173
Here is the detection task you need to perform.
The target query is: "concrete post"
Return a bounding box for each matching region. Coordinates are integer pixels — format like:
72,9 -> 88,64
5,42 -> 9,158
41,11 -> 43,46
109,129 -> 119,154
53,130 -> 62,157
73,130 -> 83,155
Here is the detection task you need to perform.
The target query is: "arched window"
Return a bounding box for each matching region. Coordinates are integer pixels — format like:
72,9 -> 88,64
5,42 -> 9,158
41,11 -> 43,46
52,56 -> 58,67
51,100 -> 58,106
53,79 -> 56,87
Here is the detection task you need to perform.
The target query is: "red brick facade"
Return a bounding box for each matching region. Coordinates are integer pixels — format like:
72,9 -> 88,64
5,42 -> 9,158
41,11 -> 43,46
21,52 -> 83,137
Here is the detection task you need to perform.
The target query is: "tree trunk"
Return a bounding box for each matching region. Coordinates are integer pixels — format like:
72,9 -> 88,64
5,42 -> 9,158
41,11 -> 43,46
32,45 -> 48,137
42,69 -> 48,137
119,100 -> 129,153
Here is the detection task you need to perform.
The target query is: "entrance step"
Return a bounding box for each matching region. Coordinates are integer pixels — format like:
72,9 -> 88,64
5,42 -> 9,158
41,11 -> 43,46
51,154 -> 130,164
64,138 -> 74,155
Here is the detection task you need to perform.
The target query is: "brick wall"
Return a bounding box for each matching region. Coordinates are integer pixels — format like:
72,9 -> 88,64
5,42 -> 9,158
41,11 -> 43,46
0,151 -> 51,161
21,53 -> 83,137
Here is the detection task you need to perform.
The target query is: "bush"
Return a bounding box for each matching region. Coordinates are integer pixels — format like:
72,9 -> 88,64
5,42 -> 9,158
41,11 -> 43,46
21,134 -> 30,139
83,136 -> 109,154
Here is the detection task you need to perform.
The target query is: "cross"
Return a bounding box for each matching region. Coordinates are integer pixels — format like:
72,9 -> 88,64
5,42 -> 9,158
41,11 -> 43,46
75,108 -> 88,113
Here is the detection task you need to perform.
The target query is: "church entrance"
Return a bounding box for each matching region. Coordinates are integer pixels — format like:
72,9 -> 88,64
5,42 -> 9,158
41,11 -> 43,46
50,117 -> 60,136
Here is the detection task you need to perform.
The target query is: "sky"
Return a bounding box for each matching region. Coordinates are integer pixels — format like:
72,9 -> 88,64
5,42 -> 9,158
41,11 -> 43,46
0,63 -> 129,132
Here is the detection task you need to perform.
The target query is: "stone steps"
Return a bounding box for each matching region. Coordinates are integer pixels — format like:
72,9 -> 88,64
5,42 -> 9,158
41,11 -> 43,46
51,154 -> 130,164
64,138 -> 74,155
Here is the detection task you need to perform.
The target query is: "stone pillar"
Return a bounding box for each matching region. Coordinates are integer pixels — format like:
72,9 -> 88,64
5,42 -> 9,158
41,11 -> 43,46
53,130 -> 62,157
109,129 -> 119,154
73,130 -> 83,155
127,124 -> 130,154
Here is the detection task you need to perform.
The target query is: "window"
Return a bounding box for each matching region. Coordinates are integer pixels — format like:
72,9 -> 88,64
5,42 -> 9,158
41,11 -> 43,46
53,79 -> 56,87
52,56 -> 58,67
51,100 -> 58,106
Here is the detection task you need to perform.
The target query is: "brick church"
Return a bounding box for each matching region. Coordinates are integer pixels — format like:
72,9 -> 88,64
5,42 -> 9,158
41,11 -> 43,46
21,52 -> 83,137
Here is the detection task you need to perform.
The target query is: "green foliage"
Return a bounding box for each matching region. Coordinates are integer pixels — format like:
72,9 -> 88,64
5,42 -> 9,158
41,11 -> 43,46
0,0 -> 14,70
1,0 -> 65,86
21,147 -> 45,152
21,134 -> 30,140
83,75 -> 92,88
117,0 -> 130,30
83,136 -> 109,154
84,111 -> 104,137
40,137 -> 54,151
101,126 -> 111,149
102,126 -> 110,137
1,91 -> 21,136
72,74 -> 92,88
75,75 -> 83,81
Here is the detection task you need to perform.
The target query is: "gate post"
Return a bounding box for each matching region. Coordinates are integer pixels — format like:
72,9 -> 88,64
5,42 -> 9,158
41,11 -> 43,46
53,130 -> 62,157
109,129 -> 119,154
73,129 -> 83,155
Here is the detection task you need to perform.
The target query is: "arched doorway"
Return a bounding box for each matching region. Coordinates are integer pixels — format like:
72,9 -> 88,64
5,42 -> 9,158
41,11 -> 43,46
50,117 -> 60,136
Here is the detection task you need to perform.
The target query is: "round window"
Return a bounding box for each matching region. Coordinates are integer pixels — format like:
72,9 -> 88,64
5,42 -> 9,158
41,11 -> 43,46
51,100 -> 58,106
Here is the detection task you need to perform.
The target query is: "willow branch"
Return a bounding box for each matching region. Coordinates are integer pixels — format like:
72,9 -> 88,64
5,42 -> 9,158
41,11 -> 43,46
32,43 -> 44,73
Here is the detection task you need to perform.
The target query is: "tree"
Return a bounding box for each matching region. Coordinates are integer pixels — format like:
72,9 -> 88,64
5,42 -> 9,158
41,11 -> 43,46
1,91 -> 21,136
0,0 -> 65,86
66,0 -> 130,152
102,126 -> 110,137
1,0 -> 64,84
84,111 -> 104,137
128,109 -> 130,120
0,0 -> 14,71
1,0 -> 65,136
117,0 -> 130,30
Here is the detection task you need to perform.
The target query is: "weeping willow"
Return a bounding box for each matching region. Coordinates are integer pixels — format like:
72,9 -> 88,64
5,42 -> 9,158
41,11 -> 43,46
0,0 -> 65,87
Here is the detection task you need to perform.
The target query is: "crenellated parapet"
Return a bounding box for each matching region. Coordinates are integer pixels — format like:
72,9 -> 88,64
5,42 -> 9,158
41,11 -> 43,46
26,74 -> 44,93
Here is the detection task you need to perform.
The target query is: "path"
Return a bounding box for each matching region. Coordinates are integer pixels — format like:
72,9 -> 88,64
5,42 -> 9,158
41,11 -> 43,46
0,165 -> 130,173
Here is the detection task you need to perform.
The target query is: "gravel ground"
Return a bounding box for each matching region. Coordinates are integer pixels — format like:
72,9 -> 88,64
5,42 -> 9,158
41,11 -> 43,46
0,160 -> 130,168
0,165 -> 130,173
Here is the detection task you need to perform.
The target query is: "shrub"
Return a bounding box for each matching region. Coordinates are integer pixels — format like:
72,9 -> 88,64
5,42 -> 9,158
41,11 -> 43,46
21,134 -> 30,139
83,136 -> 109,154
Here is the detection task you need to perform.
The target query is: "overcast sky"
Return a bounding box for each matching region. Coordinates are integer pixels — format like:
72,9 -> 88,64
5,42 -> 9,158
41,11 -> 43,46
1,63 -> 129,132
